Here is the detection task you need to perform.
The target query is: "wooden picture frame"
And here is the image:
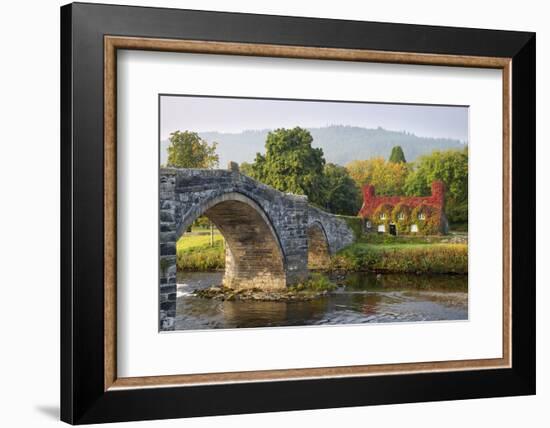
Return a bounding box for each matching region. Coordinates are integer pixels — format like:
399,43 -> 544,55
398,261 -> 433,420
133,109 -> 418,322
61,2 -> 535,424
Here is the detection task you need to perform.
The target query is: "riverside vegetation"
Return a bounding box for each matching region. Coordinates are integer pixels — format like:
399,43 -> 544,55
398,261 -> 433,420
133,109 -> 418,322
177,225 -> 468,275
329,233 -> 468,274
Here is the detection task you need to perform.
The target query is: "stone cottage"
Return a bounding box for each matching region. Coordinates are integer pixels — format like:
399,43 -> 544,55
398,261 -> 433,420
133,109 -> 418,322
357,181 -> 448,235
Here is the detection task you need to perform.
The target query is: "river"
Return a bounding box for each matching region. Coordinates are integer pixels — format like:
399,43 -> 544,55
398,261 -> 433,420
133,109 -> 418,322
175,271 -> 468,331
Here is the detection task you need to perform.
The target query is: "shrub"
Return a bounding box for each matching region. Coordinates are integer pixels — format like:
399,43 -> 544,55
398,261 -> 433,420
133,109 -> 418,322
331,245 -> 382,271
292,273 -> 337,292
331,243 -> 467,274
374,244 -> 467,274
337,215 -> 363,240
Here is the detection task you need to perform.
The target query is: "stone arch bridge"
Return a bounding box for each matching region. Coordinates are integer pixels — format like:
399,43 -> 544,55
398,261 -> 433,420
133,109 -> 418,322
159,168 -> 355,330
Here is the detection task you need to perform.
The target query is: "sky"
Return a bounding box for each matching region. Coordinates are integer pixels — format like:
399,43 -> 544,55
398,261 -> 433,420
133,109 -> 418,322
160,95 -> 469,143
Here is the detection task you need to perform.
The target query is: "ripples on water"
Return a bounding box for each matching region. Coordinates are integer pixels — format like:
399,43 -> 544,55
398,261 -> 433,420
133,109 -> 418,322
175,271 -> 468,331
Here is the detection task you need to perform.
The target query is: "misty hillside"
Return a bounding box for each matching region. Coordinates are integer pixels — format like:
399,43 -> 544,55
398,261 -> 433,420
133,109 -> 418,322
160,125 -> 466,167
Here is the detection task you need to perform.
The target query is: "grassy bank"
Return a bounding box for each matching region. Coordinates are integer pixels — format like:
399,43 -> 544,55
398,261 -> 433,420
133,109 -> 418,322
176,230 -> 225,271
330,241 -> 467,274
177,225 -> 468,274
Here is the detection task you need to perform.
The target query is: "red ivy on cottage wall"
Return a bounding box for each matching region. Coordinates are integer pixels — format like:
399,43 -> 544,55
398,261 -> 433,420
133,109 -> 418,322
358,181 -> 447,235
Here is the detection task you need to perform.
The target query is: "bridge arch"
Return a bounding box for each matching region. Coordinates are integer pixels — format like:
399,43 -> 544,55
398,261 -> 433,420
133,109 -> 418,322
177,191 -> 286,291
307,221 -> 331,269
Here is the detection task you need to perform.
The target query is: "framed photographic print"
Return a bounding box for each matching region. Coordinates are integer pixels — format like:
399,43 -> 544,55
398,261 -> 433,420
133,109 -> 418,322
60,2 -> 535,424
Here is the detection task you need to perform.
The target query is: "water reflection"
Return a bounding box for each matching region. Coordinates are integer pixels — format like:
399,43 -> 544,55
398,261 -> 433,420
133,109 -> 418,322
342,272 -> 468,292
175,271 -> 468,331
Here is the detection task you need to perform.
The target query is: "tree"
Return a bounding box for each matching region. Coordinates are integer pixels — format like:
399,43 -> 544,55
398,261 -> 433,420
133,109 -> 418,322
345,157 -> 409,195
322,163 -> 362,215
404,148 -> 468,223
248,127 -> 326,206
166,131 -> 219,168
389,145 -> 406,163
239,161 -> 254,177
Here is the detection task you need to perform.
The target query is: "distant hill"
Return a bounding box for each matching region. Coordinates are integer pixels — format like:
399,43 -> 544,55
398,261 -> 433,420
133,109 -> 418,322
160,125 -> 466,167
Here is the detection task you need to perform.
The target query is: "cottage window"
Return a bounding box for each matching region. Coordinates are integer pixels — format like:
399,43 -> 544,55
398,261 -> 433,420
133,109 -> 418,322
380,213 -> 386,220
397,212 -> 405,220
378,224 -> 385,233
411,224 -> 419,233
366,221 -> 372,228
418,212 -> 426,220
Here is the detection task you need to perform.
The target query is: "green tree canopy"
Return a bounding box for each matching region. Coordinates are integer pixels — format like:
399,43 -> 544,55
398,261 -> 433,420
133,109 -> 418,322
389,145 -> 407,163
248,127 -> 326,206
404,148 -> 468,223
239,161 -> 254,177
345,157 -> 410,196
166,131 -> 219,168
322,163 -> 362,215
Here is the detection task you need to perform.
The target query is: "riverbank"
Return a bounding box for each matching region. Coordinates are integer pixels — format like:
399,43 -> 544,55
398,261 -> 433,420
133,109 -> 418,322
177,228 -> 468,274
176,229 -> 225,271
330,239 -> 468,274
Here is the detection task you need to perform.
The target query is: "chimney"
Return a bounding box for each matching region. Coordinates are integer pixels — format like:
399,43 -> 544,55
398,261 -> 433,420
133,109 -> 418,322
363,184 -> 375,200
431,181 -> 445,206
358,185 -> 376,217
227,161 -> 239,173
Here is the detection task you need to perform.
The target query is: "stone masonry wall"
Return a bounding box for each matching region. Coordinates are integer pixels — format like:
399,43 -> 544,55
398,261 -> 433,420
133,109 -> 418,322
307,206 -> 355,254
307,223 -> 331,269
159,173 -> 178,331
